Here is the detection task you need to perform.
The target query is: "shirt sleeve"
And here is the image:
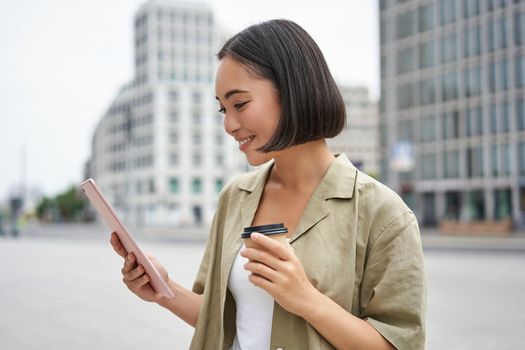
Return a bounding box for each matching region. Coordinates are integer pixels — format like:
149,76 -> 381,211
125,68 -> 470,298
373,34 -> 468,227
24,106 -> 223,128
360,211 -> 426,350
192,209 -> 219,295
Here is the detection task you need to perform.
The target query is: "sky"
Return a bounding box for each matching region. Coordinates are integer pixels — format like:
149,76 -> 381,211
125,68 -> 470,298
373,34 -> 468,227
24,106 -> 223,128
0,0 -> 379,202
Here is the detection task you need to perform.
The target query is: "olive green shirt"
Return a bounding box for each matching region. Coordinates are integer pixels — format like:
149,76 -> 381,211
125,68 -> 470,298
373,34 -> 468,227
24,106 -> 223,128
190,154 -> 426,350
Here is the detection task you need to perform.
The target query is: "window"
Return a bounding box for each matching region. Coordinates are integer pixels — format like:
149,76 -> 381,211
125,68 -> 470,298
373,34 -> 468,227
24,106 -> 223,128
192,178 -> 202,193
491,104 -> 498,134
397,47 -> 414,74
421,153 -> 436,179
491,144 -> 498,176
192,133 -> 202,145
420,79 -> 435,105
169,178 -> 179,193
419,4 -> 434,32
516,53 -> 525,88
519,142 -> 525,175
488,19 -> 496,52
514,12 -> 524,46
518,99 -> 525,130
502,144 -> 511,176
443,111 -> 460,139
192,153 -> 202,166
420,115 -> 436,142
499,16 -> 507,49
380,18 -> 387,44
440,0 -> 457,25
149,178 -> 155,193
399,119 -> 414,142
215,154 -> 224,166
169,153 -> 179,166
215,133 -> 224,145
488,60 -> 497,93
464,25 -> 481,57
215,178 -> 224,193
192,91 -> 201,103
444,150 -> 460,178
466,106 -> 483,136
466,147 -> 483,178
462,0 -> 480,18
464,65 -> 482,97
170,132 -> 178,144
419,40 -> 434,69
169,110 -> 179,123
501,102 -> 510,133
192,112 -> 202,124
441,33 -> 458,63
441,72 -> 458,101
397,83 -> 415,109
500,57 -> 509,91
396,11 -> 414,39
169,90 -> 178,102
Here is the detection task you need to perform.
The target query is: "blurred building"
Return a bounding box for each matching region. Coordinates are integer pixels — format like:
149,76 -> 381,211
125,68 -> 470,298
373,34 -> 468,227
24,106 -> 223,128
379,0 -> 525,229
327,86 -> 380,176
88,0 -> 244,227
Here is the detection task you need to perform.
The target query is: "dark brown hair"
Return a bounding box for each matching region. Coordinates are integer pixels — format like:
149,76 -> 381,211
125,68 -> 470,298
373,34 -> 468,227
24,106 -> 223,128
218,19 -> 346,152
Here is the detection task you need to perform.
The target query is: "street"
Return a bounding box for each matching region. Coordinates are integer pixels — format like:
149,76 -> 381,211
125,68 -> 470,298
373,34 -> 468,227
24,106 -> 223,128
0,225 -> 524,349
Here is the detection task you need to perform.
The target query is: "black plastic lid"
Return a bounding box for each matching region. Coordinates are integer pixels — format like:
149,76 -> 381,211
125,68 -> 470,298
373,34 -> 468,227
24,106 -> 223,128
241,223 -> 288,238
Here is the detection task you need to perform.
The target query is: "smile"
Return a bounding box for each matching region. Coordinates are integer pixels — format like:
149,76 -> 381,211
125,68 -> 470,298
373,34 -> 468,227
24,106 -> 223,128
239,135 -> 255,146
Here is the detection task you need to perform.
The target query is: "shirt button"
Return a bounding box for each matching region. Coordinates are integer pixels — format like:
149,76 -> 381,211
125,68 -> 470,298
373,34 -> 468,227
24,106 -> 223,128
276,348 -> 284,350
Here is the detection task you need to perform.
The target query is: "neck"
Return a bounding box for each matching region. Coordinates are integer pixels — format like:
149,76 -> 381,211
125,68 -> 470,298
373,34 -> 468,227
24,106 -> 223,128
269,139 -> 336,191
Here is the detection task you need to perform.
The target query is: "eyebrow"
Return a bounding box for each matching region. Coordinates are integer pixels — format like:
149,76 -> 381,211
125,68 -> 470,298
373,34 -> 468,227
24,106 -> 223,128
215,89 -> 249,101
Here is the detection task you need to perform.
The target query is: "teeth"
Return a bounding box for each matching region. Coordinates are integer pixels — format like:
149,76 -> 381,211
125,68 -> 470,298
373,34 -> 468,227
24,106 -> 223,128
239,135 -> 255,146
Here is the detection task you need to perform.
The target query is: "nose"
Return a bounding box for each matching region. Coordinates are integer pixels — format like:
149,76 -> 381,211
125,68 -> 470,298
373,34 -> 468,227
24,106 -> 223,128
223,111 -> 241,136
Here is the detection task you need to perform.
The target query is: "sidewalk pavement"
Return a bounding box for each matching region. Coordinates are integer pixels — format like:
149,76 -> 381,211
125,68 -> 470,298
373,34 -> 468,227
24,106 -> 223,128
8,221 -> 525,252
420,228 -> 525,252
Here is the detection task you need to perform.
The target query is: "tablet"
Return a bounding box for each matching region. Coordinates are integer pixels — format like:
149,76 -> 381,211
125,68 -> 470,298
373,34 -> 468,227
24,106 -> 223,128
80,178 -> 175,298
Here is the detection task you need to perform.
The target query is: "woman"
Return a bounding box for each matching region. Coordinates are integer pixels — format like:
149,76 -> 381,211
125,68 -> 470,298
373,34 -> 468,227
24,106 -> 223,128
111,19 -> 426,350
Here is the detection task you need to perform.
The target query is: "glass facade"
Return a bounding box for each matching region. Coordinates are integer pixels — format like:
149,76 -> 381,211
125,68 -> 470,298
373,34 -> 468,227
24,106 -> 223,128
380,0 -> 525,227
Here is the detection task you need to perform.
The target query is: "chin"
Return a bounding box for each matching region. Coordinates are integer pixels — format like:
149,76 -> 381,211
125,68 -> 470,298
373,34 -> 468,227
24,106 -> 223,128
245,153 -> 273,167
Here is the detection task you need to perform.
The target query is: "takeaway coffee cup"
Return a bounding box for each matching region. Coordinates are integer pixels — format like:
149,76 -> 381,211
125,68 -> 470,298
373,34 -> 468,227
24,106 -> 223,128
241,223 -> 288,250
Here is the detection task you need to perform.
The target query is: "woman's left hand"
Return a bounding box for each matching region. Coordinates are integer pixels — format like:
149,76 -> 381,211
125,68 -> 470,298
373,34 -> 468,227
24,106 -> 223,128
240,232 -> 320,318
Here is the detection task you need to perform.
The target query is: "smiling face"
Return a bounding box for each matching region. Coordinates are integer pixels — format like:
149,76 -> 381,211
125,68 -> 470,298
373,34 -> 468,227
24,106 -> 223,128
215,55 -> 281,166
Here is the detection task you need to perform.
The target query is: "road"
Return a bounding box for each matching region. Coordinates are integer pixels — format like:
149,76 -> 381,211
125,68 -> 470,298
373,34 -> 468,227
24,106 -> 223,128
0,224 -> 523,349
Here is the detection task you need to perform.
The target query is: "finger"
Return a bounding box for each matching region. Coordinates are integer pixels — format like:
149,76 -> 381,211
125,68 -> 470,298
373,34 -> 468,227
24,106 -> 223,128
110,232 -> 128,257
241,247 -> 281,271
121,253 -> 138,274
250,232 -> 293,260
244,261 -> 279,283
123,264 -> 145,282
249,273 -> 276,294
127,273 -> 150,291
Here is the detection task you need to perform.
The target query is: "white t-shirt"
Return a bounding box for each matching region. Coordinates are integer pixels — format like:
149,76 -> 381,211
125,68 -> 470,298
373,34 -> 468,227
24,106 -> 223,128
228,246 -> 274,350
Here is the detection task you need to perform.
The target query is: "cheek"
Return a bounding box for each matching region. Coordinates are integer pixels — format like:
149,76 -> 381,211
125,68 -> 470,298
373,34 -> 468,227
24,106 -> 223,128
244,104 -> 280,137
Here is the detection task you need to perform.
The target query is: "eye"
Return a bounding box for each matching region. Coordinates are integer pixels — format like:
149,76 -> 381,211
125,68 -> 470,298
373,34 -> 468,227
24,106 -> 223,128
234,101 -> 248,110
218,107 -> 225,114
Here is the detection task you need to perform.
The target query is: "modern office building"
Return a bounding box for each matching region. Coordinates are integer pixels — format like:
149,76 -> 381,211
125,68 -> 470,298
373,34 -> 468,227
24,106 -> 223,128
327,86 -> 380,176
88,0 -> 244,227
379,0 -> 525,228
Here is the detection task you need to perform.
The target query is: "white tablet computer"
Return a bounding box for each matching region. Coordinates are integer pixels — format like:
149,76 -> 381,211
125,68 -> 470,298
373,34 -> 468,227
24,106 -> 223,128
80,178 -> 175,298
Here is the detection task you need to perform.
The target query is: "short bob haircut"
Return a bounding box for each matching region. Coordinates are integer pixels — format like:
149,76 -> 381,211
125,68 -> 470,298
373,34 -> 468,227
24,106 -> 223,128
217,19 -> 346,152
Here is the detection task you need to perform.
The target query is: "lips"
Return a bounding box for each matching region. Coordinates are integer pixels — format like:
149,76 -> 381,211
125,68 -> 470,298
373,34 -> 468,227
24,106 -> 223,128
238,135 -> 255,146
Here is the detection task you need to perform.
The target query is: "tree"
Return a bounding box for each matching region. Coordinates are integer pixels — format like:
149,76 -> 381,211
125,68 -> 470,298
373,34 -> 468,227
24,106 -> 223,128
36,186 -> 87,222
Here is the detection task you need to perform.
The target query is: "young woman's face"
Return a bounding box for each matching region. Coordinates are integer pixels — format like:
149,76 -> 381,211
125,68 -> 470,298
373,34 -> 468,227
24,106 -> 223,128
215,55 -> 281,166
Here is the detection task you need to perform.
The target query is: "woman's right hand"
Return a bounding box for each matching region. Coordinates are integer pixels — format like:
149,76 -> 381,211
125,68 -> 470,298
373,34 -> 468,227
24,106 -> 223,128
109,231 -> 168,304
